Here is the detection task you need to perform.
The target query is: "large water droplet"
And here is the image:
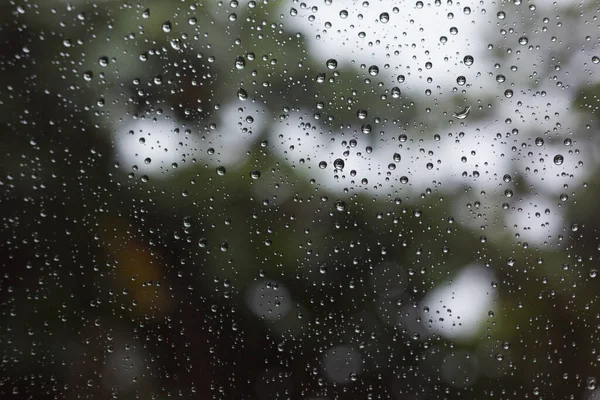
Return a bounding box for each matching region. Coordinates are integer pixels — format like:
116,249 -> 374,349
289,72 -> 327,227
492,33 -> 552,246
553,154 -> 564,165
326,59 -> 338,70
453,105 -> 471,119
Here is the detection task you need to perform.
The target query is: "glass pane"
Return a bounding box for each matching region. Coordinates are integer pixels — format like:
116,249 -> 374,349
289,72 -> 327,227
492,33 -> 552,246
2,0 -> 600,399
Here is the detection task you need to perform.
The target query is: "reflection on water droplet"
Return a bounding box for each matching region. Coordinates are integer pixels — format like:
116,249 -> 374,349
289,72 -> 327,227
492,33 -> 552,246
453,105 -> 471,119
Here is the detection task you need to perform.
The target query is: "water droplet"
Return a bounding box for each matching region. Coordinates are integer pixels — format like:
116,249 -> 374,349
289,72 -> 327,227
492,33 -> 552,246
335,200 -> 346,212
319,161 -> 328,169
497,11 -> 506,20
535,137 -> 544,146
368,65 -> 379,76
496,74 -> 506,83
357,109 -> 367,119
98,56 -> 109,67
250,170 -> 261,179
518,36 -> 529,45
397,75 -> 405,83
235,56 -> 246,69
216,166 -> 226,176
504,89 -> 513,98
326,59 -> 338,70
379,12 -> 389,23
361,124 -> 372,134
393,153 -> 401,162
333,158 -> 345,170
339,9 -> 348,19
391,87 -> 401,98
587,377 -> 597,390
463,55 -> 474,66
83,71 -> 93,81
553,154 -> 564,165
453,105 -> 471,119
237,88 -> 248,100
593,56 -> 600,64
456,76 -> 466,86
162,21 -> 172,33
142,8 -> 150,18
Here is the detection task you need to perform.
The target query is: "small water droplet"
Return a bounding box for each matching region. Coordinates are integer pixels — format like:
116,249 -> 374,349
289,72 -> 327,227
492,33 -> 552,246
518,36 -> 529,45
379,12 -> 389,23
162,21 -> 172,32
368,65 -> 379,76
463,55 -> 474,66
333,158 -> 345,170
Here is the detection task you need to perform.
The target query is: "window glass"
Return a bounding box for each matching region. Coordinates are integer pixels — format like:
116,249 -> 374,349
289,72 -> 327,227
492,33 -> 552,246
2,0 -> 600,399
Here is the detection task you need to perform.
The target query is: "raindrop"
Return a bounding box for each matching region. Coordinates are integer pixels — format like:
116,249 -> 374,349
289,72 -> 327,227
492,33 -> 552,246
326,59 -> 338,70
535,137 -> 544,146
391,87 -> 401,98
250,170 -> 261,179
593,56 -> 600,64
518,36 -> 529,45
497,11 -> 506,20
357,109 -> 368,119
237,88 -> 248,100
397,75 -> 405,83
162,21 -> 172,32
553,155 -> 564,165
368,65 -> 379,76
335,200 -> 346,212
319,161 -> 328,169
235,56 -> 246,69
379,12 -> 389,23
393,153 -> 401,162
456,76 -> 466,85
463,55 -> 474,66
333,158 -> 345,170
216,166 -> 226,176
504,89 -> 513,98
453,105 -> 471,119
